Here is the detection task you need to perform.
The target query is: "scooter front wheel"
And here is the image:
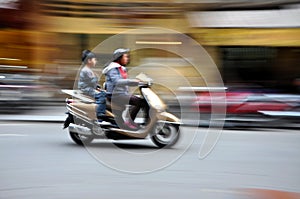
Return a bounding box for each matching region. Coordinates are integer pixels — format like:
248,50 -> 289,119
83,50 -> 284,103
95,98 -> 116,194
69,131 -> 94,146
151,123 -> 180,148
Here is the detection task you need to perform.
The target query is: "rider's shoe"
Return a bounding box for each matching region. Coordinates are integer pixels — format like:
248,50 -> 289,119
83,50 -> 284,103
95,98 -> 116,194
124,120 -> 139,130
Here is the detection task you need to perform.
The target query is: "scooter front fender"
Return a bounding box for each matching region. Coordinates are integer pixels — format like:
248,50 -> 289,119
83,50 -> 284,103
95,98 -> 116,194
157,112 -> 181,124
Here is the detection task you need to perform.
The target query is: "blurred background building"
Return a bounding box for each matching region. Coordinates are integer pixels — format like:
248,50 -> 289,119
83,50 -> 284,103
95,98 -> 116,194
0,0 -> 300,104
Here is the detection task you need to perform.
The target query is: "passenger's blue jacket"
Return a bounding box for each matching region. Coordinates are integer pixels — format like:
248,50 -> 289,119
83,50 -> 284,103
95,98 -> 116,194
78,66 -> 98,97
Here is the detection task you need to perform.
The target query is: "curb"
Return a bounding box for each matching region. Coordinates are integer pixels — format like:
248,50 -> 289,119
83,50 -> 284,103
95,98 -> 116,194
0,115 -> 66,123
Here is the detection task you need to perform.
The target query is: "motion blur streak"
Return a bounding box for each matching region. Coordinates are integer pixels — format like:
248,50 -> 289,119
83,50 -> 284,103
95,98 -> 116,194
0,1 -> 299,197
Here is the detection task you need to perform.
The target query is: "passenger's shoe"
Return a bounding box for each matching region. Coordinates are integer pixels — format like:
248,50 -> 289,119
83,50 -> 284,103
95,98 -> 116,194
97,120 -> 111,126
97,114 -> 107,120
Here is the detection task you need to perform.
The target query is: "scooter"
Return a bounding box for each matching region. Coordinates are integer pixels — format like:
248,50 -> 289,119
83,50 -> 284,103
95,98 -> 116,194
62,73 -> 181,148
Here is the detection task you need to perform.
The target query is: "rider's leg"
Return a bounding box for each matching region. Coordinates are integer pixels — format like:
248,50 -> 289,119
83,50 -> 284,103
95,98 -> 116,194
129,95 -> 148,122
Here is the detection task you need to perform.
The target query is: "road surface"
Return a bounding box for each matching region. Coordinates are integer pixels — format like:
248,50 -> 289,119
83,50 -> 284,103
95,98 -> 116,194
0,121 -> 299,199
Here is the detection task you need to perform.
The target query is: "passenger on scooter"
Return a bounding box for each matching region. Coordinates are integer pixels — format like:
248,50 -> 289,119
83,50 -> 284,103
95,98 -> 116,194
78,50 -> 108,124
102,48 -> 148,129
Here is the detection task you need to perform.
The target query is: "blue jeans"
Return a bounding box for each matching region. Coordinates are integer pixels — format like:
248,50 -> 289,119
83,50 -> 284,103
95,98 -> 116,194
95,91 -> 106,117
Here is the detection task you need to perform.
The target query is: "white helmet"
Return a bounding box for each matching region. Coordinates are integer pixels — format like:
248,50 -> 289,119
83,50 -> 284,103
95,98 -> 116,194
112,48 -> 130,61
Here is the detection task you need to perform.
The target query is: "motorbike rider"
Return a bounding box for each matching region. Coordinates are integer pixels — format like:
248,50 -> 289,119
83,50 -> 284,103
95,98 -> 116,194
102,48 -> 148,129
78,50 -> 108,124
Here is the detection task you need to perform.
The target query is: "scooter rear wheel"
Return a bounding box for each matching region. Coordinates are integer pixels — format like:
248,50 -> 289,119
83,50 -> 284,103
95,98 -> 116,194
69,131 -> 94,146
151,123 -> 180,148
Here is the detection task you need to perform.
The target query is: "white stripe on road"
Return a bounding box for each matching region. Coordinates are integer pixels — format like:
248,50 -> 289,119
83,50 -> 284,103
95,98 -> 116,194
0,115 -> 65,122
0,134 -> 28,137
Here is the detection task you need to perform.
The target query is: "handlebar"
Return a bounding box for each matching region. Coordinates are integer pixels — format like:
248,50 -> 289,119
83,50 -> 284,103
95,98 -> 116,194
138,81 -> 151,87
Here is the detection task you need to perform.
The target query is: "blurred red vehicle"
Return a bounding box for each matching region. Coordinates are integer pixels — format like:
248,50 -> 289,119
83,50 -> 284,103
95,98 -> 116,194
194,91 -> 293,114
179,86 -> 300,127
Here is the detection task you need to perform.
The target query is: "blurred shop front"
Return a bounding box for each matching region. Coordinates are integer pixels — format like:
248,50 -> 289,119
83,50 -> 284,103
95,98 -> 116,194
1,0 -> 191,94
0,0 -> 299,105
187,2 -> 300,93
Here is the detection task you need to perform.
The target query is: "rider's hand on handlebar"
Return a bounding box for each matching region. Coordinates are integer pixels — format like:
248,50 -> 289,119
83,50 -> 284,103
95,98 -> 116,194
137,80 -> 149,87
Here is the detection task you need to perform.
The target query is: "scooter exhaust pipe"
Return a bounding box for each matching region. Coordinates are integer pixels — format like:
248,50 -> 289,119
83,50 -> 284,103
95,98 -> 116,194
69,123 -> 92,136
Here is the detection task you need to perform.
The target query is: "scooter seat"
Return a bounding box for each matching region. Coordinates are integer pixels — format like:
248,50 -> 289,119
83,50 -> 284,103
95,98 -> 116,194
63,89 -> 95,103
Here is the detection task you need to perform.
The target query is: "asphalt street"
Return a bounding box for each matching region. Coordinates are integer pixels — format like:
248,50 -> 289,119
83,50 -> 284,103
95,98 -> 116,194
0,120 -> 299,199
